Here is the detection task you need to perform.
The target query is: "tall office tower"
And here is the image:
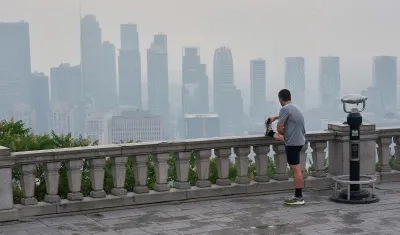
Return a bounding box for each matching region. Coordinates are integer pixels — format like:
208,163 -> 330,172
97,41 -> 118,110
285,57 -> 306,110
147,33 -> 170,139
250,58 -> 267,120
118,24 -> 142,109
182,47 -> 209,114
50,63 -> 82,106
184,114 -> 220,139
80,15 -> 102,101
0,21 -> 31,118
373,56 -> 397,111
319,56 -> 340,110
85,113 -> 112,145
213,47 -> 243,136
30,72 -> 50,133
108,110 -> 163,143
121,23 -> 139,50
48,102 -> 75,137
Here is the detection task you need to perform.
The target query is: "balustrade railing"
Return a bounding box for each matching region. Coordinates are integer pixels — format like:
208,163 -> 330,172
375,127 -> 400,182
1,124 -> 400,222
0,131 -> 334,221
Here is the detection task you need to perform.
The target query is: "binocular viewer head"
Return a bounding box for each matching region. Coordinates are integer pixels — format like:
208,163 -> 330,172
341,94 -> 368,114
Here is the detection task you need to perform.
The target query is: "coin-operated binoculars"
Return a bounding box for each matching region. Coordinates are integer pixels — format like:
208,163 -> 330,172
331,94 -> 379,204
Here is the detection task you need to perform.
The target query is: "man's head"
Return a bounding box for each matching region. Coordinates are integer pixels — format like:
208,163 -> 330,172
278,89 -> 291,106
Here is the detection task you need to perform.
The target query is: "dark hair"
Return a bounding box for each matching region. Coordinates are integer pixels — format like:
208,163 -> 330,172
278,89 -> 291,102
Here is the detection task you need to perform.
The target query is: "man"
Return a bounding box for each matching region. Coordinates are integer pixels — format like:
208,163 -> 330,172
266,89 -> 306,205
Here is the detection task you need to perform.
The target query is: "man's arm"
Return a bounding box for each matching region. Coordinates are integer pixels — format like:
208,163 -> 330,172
277,107 -> 289,135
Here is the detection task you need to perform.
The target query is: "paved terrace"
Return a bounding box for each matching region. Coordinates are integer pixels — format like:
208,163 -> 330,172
0,122 -> 400,234
1,182 -> 400,235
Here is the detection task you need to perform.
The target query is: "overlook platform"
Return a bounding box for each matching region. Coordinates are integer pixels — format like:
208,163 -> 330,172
1,182 -> 400,234
0,122 -> 400,234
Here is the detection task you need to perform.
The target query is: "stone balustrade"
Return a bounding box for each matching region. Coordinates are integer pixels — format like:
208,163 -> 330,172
0,122 -> 399,222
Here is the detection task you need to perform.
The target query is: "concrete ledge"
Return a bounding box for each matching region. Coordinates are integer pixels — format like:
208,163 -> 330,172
304,175 -> 334,190
10,178 -> 335,220
186,184 -> 247,199
246,179 -> 293,194
380,170 -> 400,183
0,209 -> 18,222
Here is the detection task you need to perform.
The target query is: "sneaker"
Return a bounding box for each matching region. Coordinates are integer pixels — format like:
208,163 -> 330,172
284,196 -> 305,205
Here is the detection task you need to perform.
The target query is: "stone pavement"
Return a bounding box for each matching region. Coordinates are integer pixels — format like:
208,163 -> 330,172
1,182 -> 400,235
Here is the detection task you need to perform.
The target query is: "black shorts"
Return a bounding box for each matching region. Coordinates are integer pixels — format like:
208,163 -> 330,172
285,145 -> 303,165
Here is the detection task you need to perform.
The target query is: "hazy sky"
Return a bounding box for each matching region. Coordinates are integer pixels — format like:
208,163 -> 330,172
2,0 -> 400,98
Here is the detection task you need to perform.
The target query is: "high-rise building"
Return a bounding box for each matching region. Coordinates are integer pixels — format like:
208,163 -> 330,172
120,23 -> 139,51
12,103 -> 35,130
319,56 -> 340,110
108,110 -> 162,143
30,72 -> 50,133
182,47 -> 209,114
373,56 -> 397,110
184,113 -> 220,139
0,21 -> 31,118
285,57 -> 306,110
97,41 -> 118,110
118,24 -> 142,109
250,58 -> 266,120
50,63 -> 82,106
147,33 -> 170,139
85,113 -> 112,145
48,102 -> 75,137
80,15 -> 102,101
213,47 -> 243,136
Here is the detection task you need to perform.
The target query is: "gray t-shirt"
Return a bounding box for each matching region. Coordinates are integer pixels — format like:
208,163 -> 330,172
278,103 -> 306,146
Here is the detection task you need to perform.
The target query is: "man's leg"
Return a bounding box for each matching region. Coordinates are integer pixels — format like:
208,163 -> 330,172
284,146 -> 305,205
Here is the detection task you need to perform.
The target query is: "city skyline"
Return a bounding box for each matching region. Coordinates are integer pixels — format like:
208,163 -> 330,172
3,0 -> 400,97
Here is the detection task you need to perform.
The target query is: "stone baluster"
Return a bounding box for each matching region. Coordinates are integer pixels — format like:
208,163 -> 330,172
175,152 -> 191,189
234,147 -> 251,184
154,153 -> 170,192
393,137 -> 400,171
0,146 -> 18,221
272,144 -> 289,181
133,155 -> 149,193
253,146 -> 270,182
196,150 -> 211,188
66,160 -> 84,201
310,141 -> 328,177
89,158 -> 106,198
376,137 -> 392,172
44,162 -> 61,203
299,145 -> 308,179
215,148 -> 231,186
20,164 -> 37,205
111,156 -> 128,196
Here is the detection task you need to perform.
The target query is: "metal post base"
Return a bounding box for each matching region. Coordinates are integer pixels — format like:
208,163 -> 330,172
330,175 -> 379,204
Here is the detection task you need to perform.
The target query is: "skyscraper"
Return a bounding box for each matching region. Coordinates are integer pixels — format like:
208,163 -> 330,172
50,63 -> 82,106
213,47 -> 243,136
319,56 -> 340,110
0,21 -> 31,118
182,47 -> 209,114
80,15 -> 102,100
118,24 -> 142,109
285,57 -> 306,110
373,56 -> 397,110
97,41 -> 118,110
30,72 -> 50,133
250,58 -> 266,120
147,34 -> 170,139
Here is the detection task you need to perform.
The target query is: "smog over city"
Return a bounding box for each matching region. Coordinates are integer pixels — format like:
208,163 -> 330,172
1,0 -> 400,142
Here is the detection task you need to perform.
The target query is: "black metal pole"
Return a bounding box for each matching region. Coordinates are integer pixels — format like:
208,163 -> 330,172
347,111 -> 362,192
